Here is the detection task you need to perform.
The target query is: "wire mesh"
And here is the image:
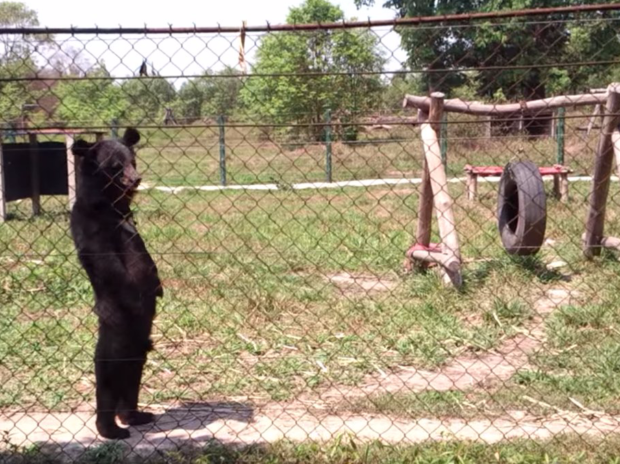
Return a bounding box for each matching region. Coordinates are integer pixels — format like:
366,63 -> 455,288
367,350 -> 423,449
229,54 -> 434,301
2,4 -> 620,462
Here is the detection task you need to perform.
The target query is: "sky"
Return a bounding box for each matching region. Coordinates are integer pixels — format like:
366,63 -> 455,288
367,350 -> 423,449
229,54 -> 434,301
21,0 -> 407,81
23,0 -> 395,28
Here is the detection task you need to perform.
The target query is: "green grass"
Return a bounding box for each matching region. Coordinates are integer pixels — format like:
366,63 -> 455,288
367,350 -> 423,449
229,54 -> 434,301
1,114 -> 618,456
27,108 -> 595,188
5,437 -> 620,463
1,178 -> 588,409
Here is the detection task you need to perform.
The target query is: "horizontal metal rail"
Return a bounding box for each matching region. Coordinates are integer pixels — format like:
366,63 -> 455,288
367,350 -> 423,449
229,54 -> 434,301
0,3 -> 618,35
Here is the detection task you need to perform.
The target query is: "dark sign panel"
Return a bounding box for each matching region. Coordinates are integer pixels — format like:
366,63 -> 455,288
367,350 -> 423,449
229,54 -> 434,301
3,142 -> 69,201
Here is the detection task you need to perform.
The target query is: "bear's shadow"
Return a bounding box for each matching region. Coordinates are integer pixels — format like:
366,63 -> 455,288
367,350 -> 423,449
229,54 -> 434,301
143,401 -> 254,434
22,401 -> 255,460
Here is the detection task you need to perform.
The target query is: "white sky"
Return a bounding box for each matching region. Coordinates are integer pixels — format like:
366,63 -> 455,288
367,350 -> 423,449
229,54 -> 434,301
21,0 -> 407,82
23,0 -> 394,28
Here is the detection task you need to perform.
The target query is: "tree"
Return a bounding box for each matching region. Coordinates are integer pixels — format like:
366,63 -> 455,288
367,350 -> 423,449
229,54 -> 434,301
0,2 -> 51,124
381,72 -> 424,112
0,1 -> 49,64
355,0 -> 620,100
54,65 -> 131,126
47,46 -> 94,77
560,15 -> 620,92
241,0 -> 386,141
120,76 -> 177,125
175,67 -> 244,121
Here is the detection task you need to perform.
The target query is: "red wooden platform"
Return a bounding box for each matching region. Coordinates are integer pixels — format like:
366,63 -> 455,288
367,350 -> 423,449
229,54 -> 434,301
463,164 -> 572,176
463,164 -> 572,202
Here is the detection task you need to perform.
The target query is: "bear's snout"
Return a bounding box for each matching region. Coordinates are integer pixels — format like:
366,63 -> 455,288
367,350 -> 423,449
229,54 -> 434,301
122,167 -> 142,189
126,176 -> 142,189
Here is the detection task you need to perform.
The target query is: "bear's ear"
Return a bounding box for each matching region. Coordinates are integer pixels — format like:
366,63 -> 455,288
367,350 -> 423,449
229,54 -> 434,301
122,127 -> 140,148
72,139 -> 93,157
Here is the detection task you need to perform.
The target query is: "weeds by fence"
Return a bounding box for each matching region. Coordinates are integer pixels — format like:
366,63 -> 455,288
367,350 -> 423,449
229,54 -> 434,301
2,2 -> 620,462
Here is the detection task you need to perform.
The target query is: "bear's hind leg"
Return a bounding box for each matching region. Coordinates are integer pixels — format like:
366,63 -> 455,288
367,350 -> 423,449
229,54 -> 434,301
95,330 -> 130,439
117,342 -> 154,427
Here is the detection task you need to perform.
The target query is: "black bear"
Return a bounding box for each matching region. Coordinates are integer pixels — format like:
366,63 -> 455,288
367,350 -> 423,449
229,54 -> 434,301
70,127 -> 163,439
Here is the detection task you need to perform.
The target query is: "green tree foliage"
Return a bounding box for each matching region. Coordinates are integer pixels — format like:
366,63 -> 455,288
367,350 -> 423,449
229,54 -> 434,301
175,67 -> 244,121
53,65 -> 130,126
356,0 -> 620,100
241,0 -> 386,141
0,2 -> 51,124
381,72 -> 424,111
121,76 -> 177,124
47,46 -> 94,77
0,1 -> 47,63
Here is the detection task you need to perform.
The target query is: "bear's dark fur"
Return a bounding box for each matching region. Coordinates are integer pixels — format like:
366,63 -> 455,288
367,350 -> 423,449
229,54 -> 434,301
70,128 -> 163,439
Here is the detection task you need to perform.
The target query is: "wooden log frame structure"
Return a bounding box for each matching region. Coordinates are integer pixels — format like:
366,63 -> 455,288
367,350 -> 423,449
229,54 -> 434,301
359,115 -> 420,132
575,89 -> 609,136
583,83 -> 620,258
405,92 -> 463,288
403,84 -> 620,280
403,92 -> 607,116
585,104 -> 602,136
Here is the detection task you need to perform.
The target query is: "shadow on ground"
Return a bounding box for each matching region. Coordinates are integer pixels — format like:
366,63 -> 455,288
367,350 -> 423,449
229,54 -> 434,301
0,401 -> 253,462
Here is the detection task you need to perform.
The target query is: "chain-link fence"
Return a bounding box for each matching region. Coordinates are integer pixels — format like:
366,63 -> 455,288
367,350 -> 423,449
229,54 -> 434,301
2,3 -> 620,462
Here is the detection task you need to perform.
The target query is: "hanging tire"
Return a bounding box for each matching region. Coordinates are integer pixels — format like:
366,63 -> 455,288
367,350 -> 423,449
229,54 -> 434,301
497,161 -> 547,256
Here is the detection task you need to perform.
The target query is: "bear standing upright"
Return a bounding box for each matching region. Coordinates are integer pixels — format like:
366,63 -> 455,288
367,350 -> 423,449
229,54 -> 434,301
70,127 -> 163,439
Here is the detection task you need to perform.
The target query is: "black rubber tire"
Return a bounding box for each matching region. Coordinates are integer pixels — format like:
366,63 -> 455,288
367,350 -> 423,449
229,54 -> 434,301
497,160 -> 547,256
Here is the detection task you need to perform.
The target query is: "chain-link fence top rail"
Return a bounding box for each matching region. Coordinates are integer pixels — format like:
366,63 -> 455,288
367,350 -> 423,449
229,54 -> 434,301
2,2 -> 620,462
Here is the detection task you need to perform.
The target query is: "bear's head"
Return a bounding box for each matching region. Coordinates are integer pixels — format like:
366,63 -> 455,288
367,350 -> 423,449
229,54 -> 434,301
72,127 -> 142,206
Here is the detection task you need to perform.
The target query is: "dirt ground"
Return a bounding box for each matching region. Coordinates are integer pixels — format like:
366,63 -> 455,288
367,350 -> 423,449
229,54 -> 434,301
2,286 -> 607,459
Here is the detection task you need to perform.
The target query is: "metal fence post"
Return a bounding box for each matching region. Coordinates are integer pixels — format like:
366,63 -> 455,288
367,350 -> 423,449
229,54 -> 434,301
29,133 -> 40,217
2,124 -> 15,143
556,107 -> 565,165
440,112 -> 448,168
325,109 -> 332,183
218,115 -> 227,186
110,118 -> 119,139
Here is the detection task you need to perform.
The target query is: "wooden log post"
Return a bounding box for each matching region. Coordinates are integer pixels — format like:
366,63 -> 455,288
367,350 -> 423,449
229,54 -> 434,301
581,234 -> 620,252
613,128 -> 620,180
466,171 -> 478,202
587,104 -> 601,137
420,92 -> 462,287
584,83 -> 620,258
485,118 -> 492,139
403,109 -> 434,273
29,133 -> 40,217
408,157 -> 434,273
0,143 -> 5,222
559,172 -> 570,204
66,134 -> 77,209
552,175 -> 560,201
414,107 -> 434,266
408,250 -> 454,267
403,92 -> 607,115
417,157 -> 433,247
